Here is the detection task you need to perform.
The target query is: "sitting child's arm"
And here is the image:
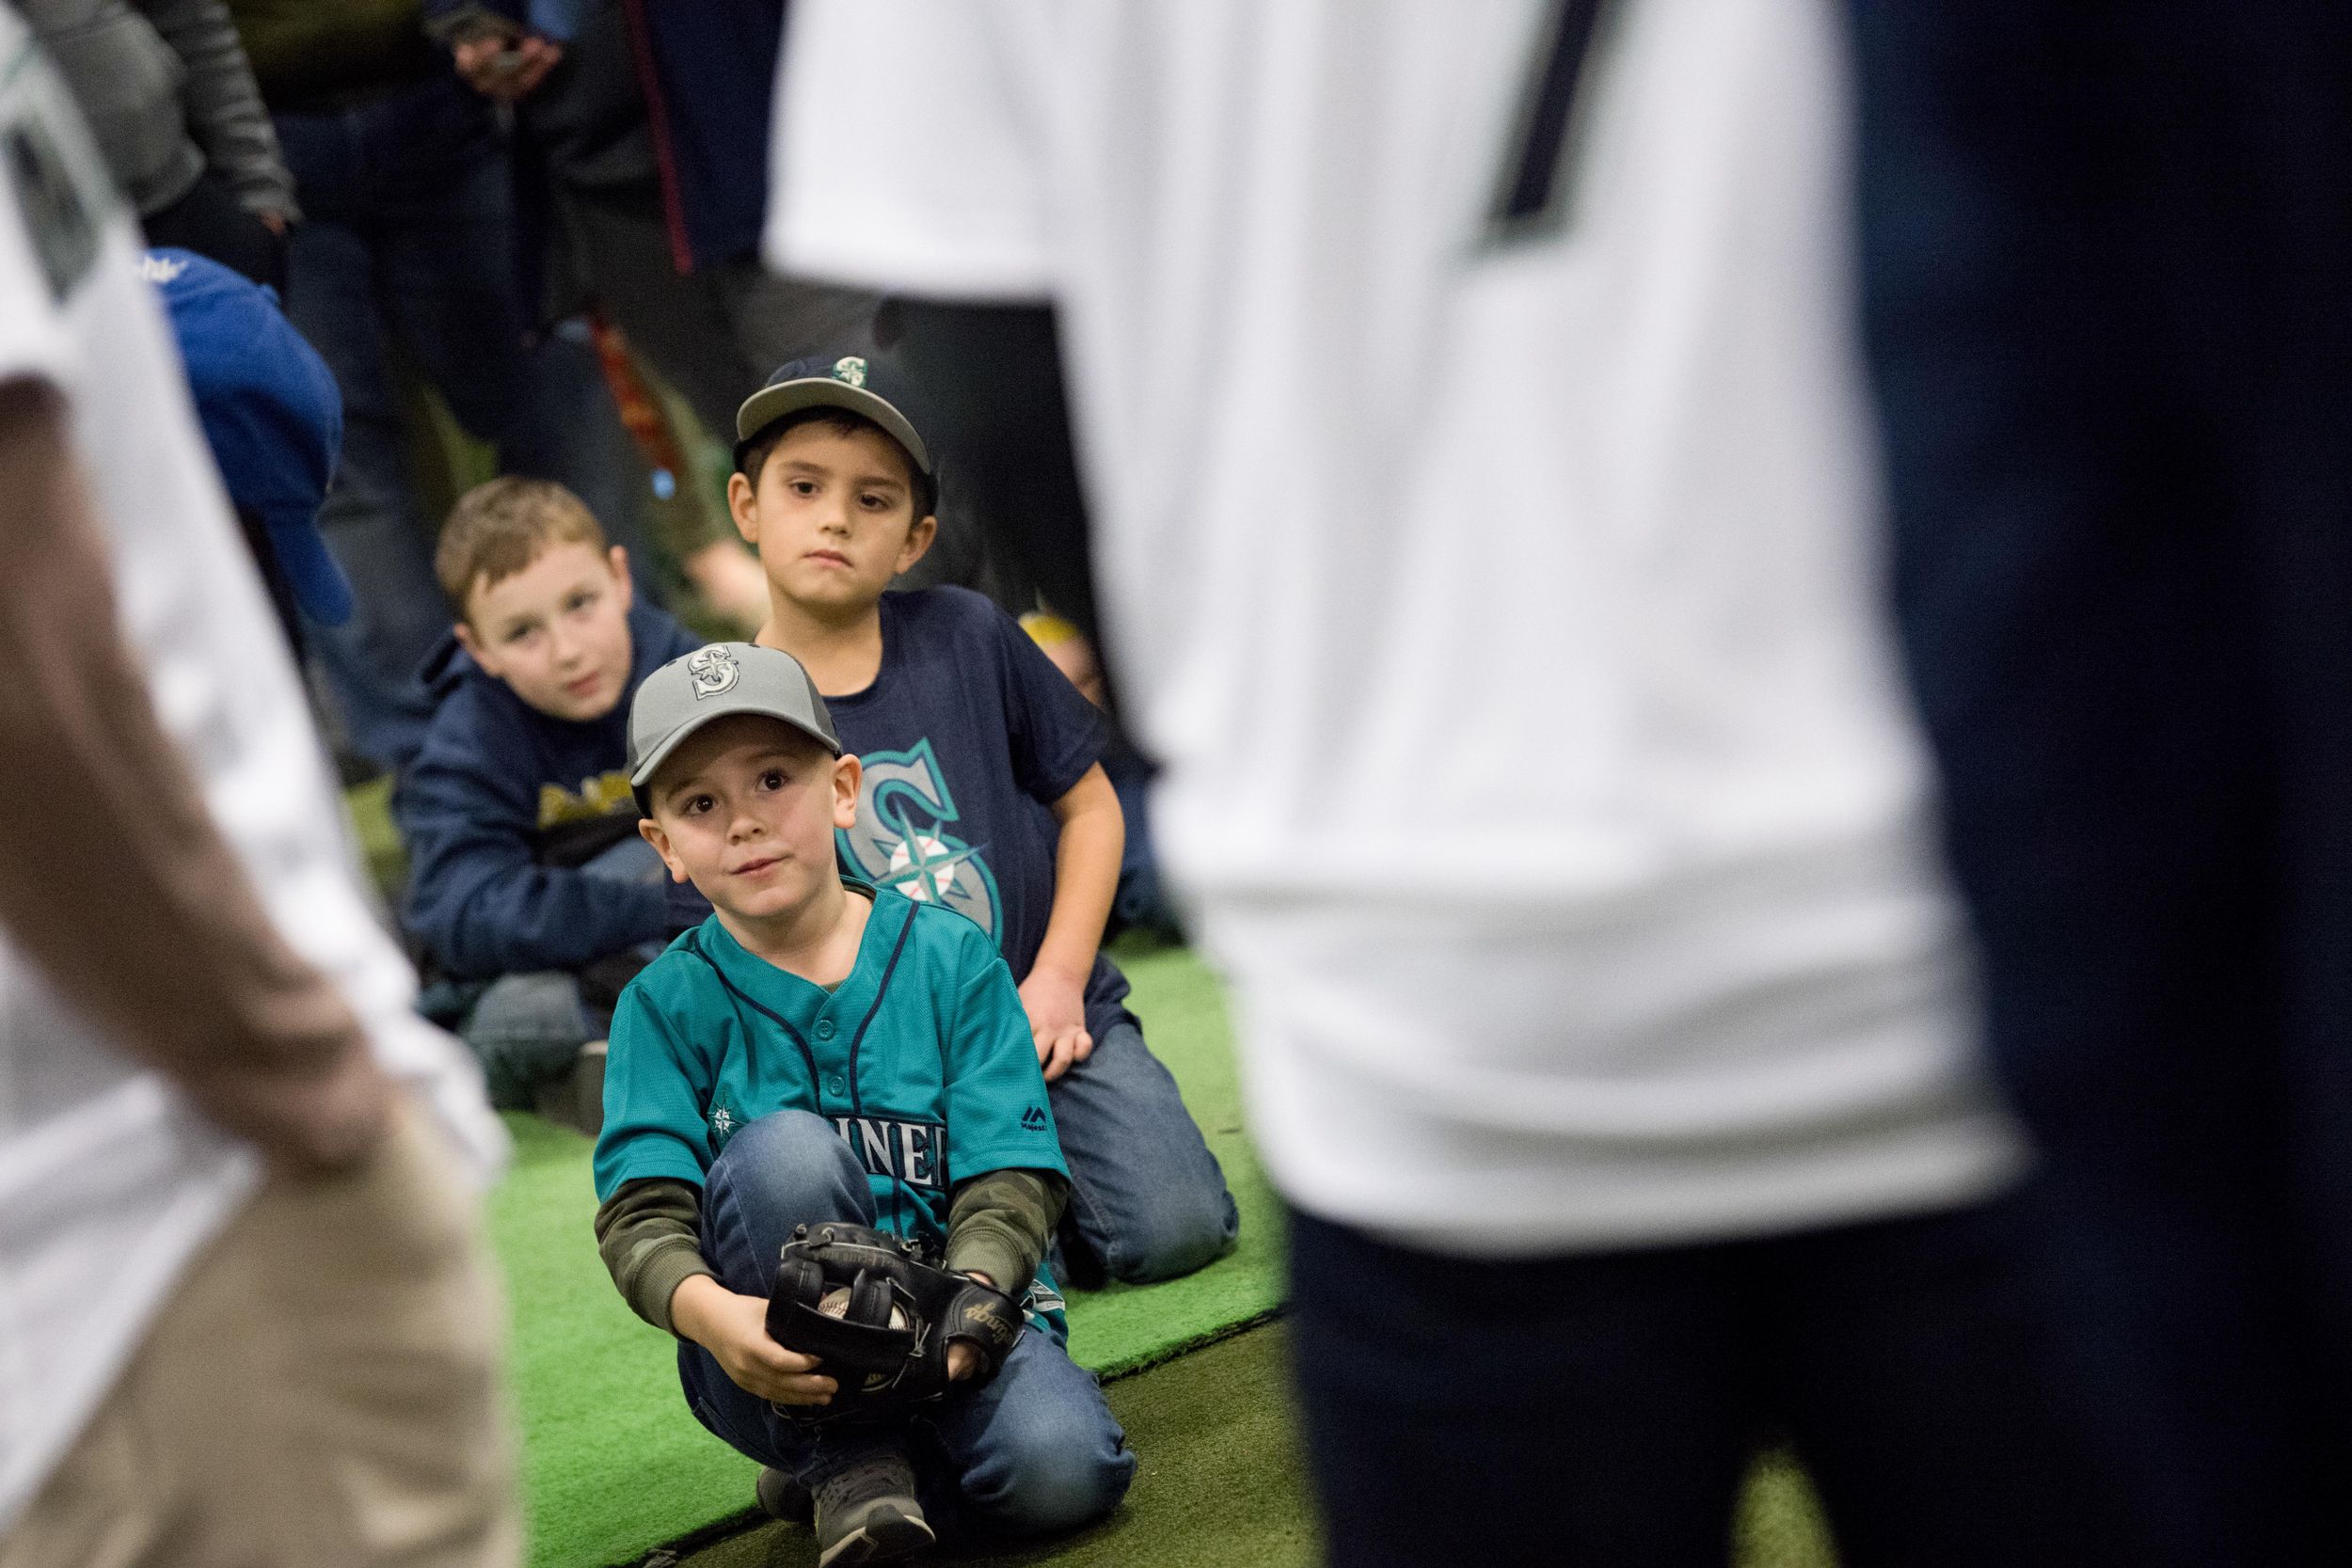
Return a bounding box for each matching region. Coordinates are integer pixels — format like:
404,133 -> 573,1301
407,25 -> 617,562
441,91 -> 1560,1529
398,744 -> 680,979
946,1165 -> 1070,1294
943,1165 -> 1069,1379
1025,764 -> 1124,1081
594,1176 -> 839,1407
593,1175 -> 714,1331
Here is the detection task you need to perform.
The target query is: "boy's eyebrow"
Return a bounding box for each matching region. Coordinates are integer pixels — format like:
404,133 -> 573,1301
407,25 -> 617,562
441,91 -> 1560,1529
774,456 -> 907,492
654,742 -> 818,806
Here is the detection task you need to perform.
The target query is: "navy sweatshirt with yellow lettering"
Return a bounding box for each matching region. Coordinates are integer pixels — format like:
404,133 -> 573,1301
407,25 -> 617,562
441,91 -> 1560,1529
396,597 -> 706,981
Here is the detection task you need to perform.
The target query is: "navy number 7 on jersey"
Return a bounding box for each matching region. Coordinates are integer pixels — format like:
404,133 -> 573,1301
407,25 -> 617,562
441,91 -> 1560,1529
1487,0 -> 1618,243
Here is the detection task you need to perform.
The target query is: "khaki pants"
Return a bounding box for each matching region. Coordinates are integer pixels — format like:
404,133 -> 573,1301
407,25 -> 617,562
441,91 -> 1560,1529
0,1101 -> 520,1568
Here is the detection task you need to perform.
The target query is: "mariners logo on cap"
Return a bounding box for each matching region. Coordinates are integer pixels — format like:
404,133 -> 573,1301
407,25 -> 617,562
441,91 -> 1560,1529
688,645 -> 740,699
832,355 -> 867,388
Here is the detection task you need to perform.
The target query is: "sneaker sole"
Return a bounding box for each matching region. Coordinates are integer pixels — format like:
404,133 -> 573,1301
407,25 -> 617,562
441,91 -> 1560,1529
817,1505 -> 935,1567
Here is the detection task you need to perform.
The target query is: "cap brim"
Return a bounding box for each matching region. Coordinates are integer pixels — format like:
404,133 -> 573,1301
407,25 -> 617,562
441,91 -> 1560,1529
628,694 -> 843,795
264,509 -> 355,626
734,378 -> 932,475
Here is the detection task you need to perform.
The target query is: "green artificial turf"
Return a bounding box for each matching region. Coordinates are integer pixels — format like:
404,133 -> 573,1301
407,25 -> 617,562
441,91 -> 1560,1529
487,942 -> 1285,1568
672,1323 -> 1838,1568
675,1321 -> 1322,1568
348,774 -> 405,895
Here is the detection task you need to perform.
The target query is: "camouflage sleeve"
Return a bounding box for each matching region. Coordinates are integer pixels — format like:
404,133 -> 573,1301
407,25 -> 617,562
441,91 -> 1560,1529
944,1167 -> 1070,1293
594,1176 -> 715,1335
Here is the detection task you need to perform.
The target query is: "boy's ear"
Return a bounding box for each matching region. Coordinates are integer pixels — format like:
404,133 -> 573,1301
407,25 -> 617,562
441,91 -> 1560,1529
637,813 -> 691,884
726,470 -> 761,548
895,513 -> 938,576
453,616 -> 490,671
607,545 -> 634,610
832,752 -> 863,832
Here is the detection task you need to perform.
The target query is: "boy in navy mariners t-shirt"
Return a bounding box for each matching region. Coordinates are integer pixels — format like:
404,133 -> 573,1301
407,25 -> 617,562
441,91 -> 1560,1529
723,355 -> 1237,1285
596,643 -> 1133,1560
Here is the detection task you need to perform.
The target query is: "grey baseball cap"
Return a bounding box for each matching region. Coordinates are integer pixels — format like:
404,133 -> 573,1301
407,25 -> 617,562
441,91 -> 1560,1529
628,642 -> 842,796
734,354 -> 933,476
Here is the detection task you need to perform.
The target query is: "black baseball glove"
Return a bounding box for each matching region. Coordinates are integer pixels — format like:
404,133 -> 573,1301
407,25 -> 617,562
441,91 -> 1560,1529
764,1222 -> 1025,1420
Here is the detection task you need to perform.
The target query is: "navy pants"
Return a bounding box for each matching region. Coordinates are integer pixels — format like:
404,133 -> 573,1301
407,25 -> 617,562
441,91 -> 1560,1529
1852,4 -> 2352,1561
448,838 -> 664,1109
273,76 -> 649,771
1286,1196 -> 2115,1568
679,1111 -> 1135,1540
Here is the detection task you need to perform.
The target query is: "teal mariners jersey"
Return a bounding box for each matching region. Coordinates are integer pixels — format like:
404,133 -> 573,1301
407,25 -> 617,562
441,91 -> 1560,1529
594,882 -> 1071,1330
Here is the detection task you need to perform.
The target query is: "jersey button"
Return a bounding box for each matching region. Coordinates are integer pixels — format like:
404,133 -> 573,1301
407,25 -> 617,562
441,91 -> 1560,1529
814,1019 -> 836,1040
826,1075 -> 846,1097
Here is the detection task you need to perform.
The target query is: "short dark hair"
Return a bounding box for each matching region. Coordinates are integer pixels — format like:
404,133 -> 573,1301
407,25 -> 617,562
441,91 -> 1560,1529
734,406 -> 936,518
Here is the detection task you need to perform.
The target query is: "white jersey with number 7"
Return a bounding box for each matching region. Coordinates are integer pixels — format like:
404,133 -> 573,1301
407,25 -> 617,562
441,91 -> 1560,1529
769,0 -> 2025,1254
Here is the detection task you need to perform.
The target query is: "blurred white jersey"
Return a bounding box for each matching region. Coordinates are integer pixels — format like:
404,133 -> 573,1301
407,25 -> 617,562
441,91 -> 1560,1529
0,15 -> 503,1527
771,0 -> 2025,1252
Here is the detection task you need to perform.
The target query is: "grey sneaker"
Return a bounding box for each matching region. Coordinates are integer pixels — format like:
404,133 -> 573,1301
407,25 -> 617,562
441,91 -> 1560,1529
812,1449 -> 933,1566
755,1465 -> 812,1525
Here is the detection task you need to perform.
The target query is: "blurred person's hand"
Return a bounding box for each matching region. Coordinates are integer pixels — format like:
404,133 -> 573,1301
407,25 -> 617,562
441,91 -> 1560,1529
1018,968 -> 1092,1083
242,1036 -> 397,1180
1,380 -> 404,1182
684,538 -> 776,636
453,33 -> 563,103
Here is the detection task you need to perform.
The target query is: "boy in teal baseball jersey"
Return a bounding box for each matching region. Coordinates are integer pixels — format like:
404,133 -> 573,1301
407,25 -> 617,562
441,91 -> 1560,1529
593,642 -> 1134,1564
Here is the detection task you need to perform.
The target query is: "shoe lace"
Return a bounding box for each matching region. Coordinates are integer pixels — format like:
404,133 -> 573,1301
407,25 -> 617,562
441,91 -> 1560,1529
817,1449 -> 915,1514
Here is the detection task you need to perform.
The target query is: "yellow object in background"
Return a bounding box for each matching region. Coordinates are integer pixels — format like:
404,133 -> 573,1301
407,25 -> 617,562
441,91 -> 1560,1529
1020,610 -> 1081,648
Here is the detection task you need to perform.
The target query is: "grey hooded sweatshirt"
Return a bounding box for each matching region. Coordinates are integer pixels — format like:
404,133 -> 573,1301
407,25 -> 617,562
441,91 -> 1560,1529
18,0 -> 296,220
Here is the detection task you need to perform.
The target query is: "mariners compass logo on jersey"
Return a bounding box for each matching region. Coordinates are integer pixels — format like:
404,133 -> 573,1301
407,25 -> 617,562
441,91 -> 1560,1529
837,740 -> 1001,938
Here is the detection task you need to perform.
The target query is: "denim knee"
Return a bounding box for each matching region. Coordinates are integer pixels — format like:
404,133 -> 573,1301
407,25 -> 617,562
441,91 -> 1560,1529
459,971 -> 592,1108
1050,1021 -> 1240,1284
701,1111 -> 872,1293
1068,1151 -> 1242,1288
707,1110 -> 867,1215
959,1398 -> 1135,1536
1078,1170 -> 1240,1285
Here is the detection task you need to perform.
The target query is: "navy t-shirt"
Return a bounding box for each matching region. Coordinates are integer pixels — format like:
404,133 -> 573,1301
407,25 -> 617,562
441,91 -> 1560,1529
822,587 -> 1136,1040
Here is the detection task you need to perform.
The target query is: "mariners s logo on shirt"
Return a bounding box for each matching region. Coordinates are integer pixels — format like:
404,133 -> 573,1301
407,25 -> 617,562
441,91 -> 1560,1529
838,739 -> 1000,937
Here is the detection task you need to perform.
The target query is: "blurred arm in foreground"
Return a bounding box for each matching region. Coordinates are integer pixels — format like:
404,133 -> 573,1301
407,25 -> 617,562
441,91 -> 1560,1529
0,379 -> 386,1172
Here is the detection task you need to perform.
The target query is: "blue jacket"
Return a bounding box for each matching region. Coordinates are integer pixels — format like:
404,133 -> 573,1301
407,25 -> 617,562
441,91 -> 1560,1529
396,597 -> 707,980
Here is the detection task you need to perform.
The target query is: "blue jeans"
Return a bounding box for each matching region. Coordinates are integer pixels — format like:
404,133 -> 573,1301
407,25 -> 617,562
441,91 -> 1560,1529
680,1110 -> 1135,1540
275,76 -> 649,771
453,837 -> 663,1108
1286,1195 -> 2117,1568
1049,1018 -> 1237,1283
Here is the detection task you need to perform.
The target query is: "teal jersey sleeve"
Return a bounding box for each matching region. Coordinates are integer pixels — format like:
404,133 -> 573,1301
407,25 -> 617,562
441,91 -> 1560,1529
594,962 -> 718,1201
941,922 -> 1069,1185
